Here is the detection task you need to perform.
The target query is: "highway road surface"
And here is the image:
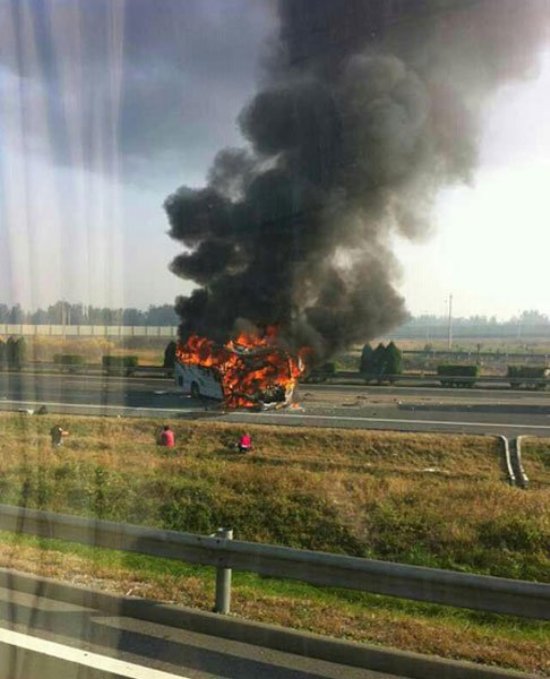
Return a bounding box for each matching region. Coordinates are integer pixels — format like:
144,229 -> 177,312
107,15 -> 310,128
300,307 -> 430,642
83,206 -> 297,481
1,372 -> 550,436
0,571 -> 398,679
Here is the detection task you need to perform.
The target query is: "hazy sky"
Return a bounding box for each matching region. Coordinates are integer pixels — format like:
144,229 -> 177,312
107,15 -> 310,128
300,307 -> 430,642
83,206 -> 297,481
395,48 -> 550,319
1,0 -> 549,320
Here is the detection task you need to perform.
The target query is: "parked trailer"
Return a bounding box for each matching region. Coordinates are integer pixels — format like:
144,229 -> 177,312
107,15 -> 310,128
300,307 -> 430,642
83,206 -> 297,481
508,366 -> 549,390
302,362 -> 336,383
436,364 -> 479,388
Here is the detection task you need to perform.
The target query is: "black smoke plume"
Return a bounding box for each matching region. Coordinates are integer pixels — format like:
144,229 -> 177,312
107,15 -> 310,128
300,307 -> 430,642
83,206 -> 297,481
165,0 -> 548,359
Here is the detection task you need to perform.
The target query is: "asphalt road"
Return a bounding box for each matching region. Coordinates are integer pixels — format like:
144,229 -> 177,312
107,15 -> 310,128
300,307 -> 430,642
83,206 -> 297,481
1,372 -> 550,436
0,574 -> 396,679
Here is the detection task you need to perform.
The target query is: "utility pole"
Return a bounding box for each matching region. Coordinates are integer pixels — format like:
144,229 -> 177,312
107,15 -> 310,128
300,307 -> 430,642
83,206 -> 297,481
447,294 -> 453,350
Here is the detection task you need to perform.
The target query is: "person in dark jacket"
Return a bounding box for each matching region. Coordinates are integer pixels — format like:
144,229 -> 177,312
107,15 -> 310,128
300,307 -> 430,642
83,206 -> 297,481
50,424 -> 69,447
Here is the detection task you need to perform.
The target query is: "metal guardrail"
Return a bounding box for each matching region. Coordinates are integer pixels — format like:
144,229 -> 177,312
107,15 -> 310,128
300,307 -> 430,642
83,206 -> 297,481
17,363 -> 169,377
499,437 -> 531,489
498,436 -> 516,486
318,372 -> 550,387
0,504 -> 547,620
3,363 -> 549,388
513,437 -> 530,489
402,349 -> 550,359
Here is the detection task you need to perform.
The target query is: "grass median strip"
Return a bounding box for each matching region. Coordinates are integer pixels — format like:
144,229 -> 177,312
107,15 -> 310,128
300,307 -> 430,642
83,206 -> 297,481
521,437 -> 550,488
0,413 -> 548,674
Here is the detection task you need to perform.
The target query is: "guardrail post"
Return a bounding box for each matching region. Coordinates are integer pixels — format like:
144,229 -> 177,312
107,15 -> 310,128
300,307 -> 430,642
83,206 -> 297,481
514,437 -> 529,489
214,527 -> 233,614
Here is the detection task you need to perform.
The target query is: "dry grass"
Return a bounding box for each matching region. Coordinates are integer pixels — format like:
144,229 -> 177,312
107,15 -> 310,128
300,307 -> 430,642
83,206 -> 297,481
23,337 -> 116,363
374,338 -> 550,353
0,412 -> 548,674
521,437 -> 550,488
15,336 -> 168,365
0,415 -> 545,570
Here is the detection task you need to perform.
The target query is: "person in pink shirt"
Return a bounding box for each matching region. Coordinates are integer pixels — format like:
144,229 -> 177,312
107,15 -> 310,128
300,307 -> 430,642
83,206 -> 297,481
158,425 -> 175,447
238,432 -> 252,453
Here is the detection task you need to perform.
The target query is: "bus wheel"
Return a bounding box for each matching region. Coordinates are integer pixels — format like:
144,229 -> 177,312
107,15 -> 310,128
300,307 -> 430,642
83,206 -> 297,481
191,382 -> 200,399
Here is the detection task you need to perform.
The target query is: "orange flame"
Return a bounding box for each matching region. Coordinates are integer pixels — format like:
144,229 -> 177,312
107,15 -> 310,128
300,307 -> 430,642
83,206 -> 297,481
176,327 -> 310,409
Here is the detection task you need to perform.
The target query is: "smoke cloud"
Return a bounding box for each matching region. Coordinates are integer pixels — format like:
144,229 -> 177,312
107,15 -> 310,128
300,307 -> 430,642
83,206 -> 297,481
165,0 -> 548,359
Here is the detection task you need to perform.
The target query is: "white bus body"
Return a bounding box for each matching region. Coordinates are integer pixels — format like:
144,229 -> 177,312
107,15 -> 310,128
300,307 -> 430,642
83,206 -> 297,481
175,355 -> 297,408
174,362 -> 224,400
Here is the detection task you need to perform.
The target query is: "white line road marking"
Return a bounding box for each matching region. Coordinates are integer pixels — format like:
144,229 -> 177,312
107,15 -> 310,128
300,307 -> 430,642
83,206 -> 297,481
2,399 -> 550,431
0,399 -> 190,414
0,627 -> 188,678
226,412 -> 550,430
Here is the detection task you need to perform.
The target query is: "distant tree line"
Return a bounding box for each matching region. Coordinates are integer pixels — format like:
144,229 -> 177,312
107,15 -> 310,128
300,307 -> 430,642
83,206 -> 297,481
1,302 -> 548,336
392,310 -> 550,339
0,302 -> 179,326
404,310 -> 549,327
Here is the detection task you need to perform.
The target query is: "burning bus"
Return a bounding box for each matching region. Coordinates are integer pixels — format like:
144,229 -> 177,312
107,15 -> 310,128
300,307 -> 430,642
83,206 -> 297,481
174,328 -> 307,410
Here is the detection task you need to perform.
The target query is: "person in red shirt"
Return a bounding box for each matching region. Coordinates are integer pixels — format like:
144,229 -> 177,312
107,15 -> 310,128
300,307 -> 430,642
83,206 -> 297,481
158,425 -> 175,447
238,433 -> 252,453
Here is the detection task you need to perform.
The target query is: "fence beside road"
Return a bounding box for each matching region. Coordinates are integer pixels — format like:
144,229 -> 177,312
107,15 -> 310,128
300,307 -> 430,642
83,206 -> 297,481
0,503 -> 547,620
0,324 -> 177,338
3,361 -> 550,389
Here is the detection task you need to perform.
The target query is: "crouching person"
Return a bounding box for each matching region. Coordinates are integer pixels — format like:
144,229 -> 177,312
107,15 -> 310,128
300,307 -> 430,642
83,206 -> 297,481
50,424 -> 69,448
158,425 -> 175,447
238,432 -> 252,453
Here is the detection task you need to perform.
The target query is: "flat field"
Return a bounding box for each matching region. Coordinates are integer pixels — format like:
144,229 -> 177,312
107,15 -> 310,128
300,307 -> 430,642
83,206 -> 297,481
381,337 -> 550,354
0,413 -> 548,674
11,336 -> 169,366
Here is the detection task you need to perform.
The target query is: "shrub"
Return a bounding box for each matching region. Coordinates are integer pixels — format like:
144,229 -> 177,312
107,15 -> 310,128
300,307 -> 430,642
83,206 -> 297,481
163,341 -> 177,370
478,517 -> 546,552
159,487 -> 215,534
437,364 -> 479,377
385,341 -> 402,376
360,342 -> 402,383
54,354 -> 85,369
437,364 -> 478,387
6,336 -> 26,369
102,355 -> 139,368
359,343 -> 373,373
102,355 -> 139,375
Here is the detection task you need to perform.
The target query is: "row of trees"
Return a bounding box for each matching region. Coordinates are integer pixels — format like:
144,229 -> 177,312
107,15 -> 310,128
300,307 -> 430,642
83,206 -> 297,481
360,342 -> 402,380
395,310 -> 550,339
0,302 -> 179,326
404,310 -> 549,328
2,302 -> 548,331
